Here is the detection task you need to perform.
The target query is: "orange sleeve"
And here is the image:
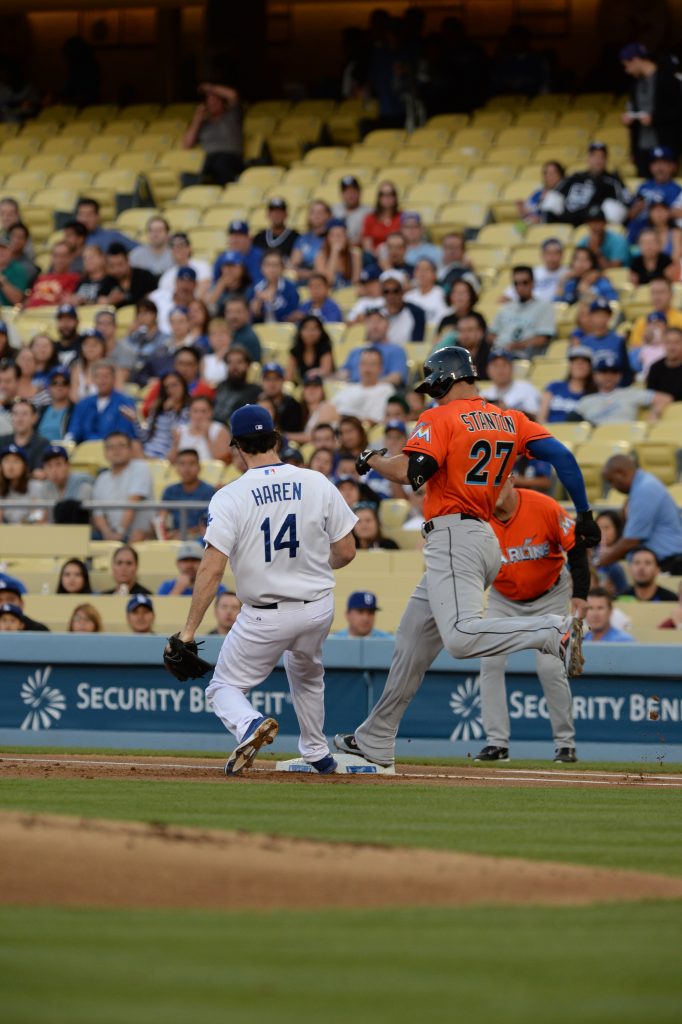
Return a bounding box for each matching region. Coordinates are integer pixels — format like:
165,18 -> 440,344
512,410 -> 552,456
403,408 -> 450,466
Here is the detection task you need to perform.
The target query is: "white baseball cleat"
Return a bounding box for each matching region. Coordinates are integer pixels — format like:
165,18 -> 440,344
225,716 -> 279,775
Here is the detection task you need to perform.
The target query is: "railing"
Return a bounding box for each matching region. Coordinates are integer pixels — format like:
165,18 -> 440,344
0,499 -> 211,540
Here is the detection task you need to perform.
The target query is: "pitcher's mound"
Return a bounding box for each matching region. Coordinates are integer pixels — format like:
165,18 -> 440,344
3,812 -> 681,911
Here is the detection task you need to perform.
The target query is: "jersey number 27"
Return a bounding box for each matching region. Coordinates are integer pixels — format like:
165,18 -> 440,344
260,514 -> 300,562
465,440 -> 514,486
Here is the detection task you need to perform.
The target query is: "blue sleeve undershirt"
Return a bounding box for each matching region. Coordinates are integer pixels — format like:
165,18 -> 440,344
526,437 -> 589,512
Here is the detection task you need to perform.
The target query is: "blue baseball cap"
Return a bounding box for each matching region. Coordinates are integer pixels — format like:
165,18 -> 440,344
360,264 -> 382,283
0,602 -> 25,624
262,362 -> 285,377
488,349 -> 513,362
127,593 -> 154,613
588,141 -> 608,153
385,419 -> 407,434
347,591 -> 380,612
229,404 -> 274,442
56,303 -> 77,318
0,443 -> 28,463
650,146 -> 675,162
48,365 -> 71,383
228,219 -> 249,234
169,304 -> 189,317
176,266 -> 197,281
325,217 -> 347,231
594,354 -> 621,372
589,298 -> 612,313
81,328 -> 105,342
0,572 -> 26,596
42,444 -> 69,463
400,211 -> 422,225
216,251 -> 244,270
619,42 -> 649,61
647,311 -> 667,323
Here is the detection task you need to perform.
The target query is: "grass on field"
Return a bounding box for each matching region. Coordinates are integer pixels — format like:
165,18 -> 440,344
2,777 -> 682,877
1,903 -> 681,1024
1,745 -> 681,773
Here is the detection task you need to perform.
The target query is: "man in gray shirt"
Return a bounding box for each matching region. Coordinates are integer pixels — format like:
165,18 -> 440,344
182,82 -> 243,185
40,445 -> 93,522
91,431 -> 154,542
331,176 -> 370,245
129,216 -> 173,277
490,265 -> 555,358
575,355 -> 653,424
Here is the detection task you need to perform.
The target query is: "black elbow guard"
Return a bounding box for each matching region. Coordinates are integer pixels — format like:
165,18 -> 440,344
567,542 -> 590,601
407,452 -> 439,492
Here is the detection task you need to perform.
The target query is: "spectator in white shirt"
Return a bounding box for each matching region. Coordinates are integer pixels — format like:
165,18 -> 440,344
156,232 -> 211,301
490,265 -> 555,358
405,258 -> 450,326
333,347 -> 394,424
378,270 -> 426,344
331,175 -> 370,245
481,349 -> 542,417
346,263 -> 383,323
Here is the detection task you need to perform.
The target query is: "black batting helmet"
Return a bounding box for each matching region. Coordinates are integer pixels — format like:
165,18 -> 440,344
415,345 -> 478,398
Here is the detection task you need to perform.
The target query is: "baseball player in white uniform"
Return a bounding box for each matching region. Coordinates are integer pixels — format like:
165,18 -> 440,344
177,405 -> 358,775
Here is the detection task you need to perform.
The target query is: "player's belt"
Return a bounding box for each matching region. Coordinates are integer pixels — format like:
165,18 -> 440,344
422,513 -> 481,537
251,600 -> 315,609
521,573 -> 563,603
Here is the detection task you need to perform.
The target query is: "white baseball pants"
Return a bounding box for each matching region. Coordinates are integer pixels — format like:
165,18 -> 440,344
205,593 -> 334,762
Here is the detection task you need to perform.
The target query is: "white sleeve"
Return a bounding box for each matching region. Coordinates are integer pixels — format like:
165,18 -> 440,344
203,490 -> 238,558
324,482 -> 358,543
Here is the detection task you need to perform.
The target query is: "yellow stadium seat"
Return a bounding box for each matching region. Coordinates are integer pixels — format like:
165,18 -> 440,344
453,181 -> 497,203
543,128 -> 592,149
68,153 -> 111,174
437,145 -> 485,166
370,166 -> 416,192
276,116 -> 323,143
420,166 -> 468,187
660,403 -> 682,423
264,183 -> 310,206
37,105 -> 78,123
92,169 -> 139,195
2,139 -> 40,159
557,110 -> 601,128
239,165 -> 286,189
253,322 -> 296,357
58,121 -> 102,139
322,164 -> 376,188
25,154 -> 68,175
293,99 -> 336,117
464,245 -> 510,272
495,127 -> 544,148
403,181 -> 452,206
451,127 -> 495,149
0,123 -> 19,141
116,208 -> 160,233
47,170 -> 93,192
4,169 -> 47,192
591,126 -> 630,148
471,110 -> 515,128
591,422 -> 648,444
247,101 -> 292,118
148,118 -> 186,137
76,105 -> 119,121
112,152 -> 157,173
302,147 -> 350,168
30,187 -> 77,213
405,127 -> 452,148
572,94 -> 614,111
529,94 -> 572,110
634,441 -> 678,485
364,129 -> 407,148
282,166 -> 325,190
525,223 -> 574,246
199,206 -> 248,228
158,148 -> 205,174
222,183 -> 269,206
379,500 -> 410,530
85,135 -> 130,155
551,422 -> 592,446
532,145 -> 582,166
162,103 -> 197,120
0,153 -> 25,175
119,103 -> 162,120
162,206 -> 202,230
104,119 -> 147,136
175,184 -> 222,208
130,133 -> 175,153
393,148 -> 441,167
425,114 -> 470,132
514,110 -> 558,129
434,201 -> 487,231
348,145 -> 396,165
477,223 -> 524,247
187,227 -> 224,253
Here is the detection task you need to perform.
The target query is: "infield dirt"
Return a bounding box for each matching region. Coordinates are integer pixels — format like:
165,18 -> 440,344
3,810 -> 682,912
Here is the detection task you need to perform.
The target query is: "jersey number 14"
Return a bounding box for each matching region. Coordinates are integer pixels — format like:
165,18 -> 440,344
260,514 -> 300,562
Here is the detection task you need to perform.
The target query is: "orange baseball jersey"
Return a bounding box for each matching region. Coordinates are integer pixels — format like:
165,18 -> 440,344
490,488 -> 576,601
403,396 -> 551,522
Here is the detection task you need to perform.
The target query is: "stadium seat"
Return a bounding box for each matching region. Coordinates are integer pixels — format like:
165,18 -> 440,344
113,152 -> 158,173
477,223 -> 524,247
591,422 -> 648,444
514,111 -> 558,129
364,129 -> 407,148
157,148 -> 204,175
4,170 -> 47,192
282,166 -> 325,189
472,110 -> 515,128
30,188 -> 78,214
68,153 -> 111,174
0,524 -> 90,560
116,208 -> 160,233
1,138 -> 42,159
302,147 -> 349,167
0,153 -> 26,175
451,127 -> 496,149
264,183 -> 310,207
405,128 -> 452,148
104,119 -> 147,136
48,170 -> 94,192
425,114 -> 470,132
495,127 -> 544,148
25,154 -> 68,176
239,166 -> 285,189
379,500 -> 410,530
175,184 -> 222,208
525,223 -> 574,245
404,182 -> 452,206
453,181 -> 498,203
634,442 -> 679,485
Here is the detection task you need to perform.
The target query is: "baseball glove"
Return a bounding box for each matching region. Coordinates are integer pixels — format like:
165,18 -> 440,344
163,633 -> 213,682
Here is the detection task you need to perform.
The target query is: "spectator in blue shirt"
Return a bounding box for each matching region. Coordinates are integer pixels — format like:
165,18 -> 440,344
161,448 -> 215,539
627,146 -> 682,242
577,206 -> 631,267
333,591 -> 392,638
341,308 -> 408,387
158,539 -> 228,596
601,455 -> 682,574
519,160 -> 565,223
249,251 -> 299,323
290,200 -> 331,282
212,220 -> 263,284
584,588 -> 634,642
298,273 -> 343,323
578,298 -> 632,383
65,360 -> 139,445
75,197 -> 136,254
538,346 -> 597,423
557,248 -> 619,305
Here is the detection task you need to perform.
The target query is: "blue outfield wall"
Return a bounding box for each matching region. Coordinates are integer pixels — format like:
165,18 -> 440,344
0,635 -> 681,762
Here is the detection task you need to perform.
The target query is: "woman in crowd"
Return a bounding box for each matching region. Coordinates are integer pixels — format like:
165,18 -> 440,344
538,347 -> 597,423
593,511 -> 628,597
337,415 -> 368,458
14,346 -> 47,405
362,181 -> 401,254
29,333 -> 60,390
57,558 -> 93,595
73,245 -> 108,304
629,227 -> 673,285
297,372 -> 338,439
169,394 -> 230,463
0,446 -> 45,524
142,371 -> 190,459
557,248 -> 619,305
207,257 -> 252,316
353,501 -> 400,550
201,318 -> 232,388
405,258 -> 450,326
437,279 -> 478,336
314,219 -> 362,288
69,329 -> 107,402
187,298 -> 211,352
102,544 -> 151,596
288,317 -> 335,383
168,306 -> 192,348
308,446 -> 335,477
68,603 -> 103,632
519,160 -> 565,222
647,199 -> 682,261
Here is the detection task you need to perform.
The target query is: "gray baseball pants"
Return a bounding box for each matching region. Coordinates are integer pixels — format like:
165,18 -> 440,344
479,570 -> 575,748
355,515 -> 568,765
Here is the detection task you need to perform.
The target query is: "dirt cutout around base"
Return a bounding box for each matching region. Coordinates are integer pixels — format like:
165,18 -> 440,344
3,811 -> 682,911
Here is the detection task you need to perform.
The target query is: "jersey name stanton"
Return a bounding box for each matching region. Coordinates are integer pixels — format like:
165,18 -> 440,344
459,409 -> 516,433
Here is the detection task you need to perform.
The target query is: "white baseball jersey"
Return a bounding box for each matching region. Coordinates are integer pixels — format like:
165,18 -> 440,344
204,462 -> 357,605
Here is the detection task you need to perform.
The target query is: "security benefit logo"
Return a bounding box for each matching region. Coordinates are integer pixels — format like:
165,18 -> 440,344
449,677 -> 485,742
20,667 -> 66,731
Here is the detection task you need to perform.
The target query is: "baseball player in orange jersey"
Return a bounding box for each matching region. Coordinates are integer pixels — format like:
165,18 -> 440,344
475,475 -> 590,764
334,346 -> 601,767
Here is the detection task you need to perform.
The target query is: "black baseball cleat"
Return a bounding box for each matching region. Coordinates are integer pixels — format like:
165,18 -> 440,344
474,745 -> 510,762
554,747 -> 578,763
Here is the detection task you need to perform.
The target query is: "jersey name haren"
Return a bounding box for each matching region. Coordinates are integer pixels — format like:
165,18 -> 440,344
251,480 -> 303,507
459,410 -> 516,434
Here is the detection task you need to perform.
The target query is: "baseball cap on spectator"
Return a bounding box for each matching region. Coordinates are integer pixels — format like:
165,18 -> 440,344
215,251 -> 244,270
81,328 -> 105,341
42,444 -> 70,464
487,349 -> 513,363
229,404 -> 274,442
340,175 -> 360,189
262,362 -> 285,377
586,205 -> 606,221
649,198 -> 670,208
176,541 -> 204,562
400,211 -> 422,225
303,371 -> 324,386
325,217 -> 346,231
347,591 -> 380,612
589,298 -> 612,313
268,197 -> 287,210
385,419 -> 407,435
647,311 -> 668,323
170,231 -> 190,244
0,573 -> 26,596
379,269 -> 408,288
127,594 -> 154,613
594,354 -> 621,372
619,42 -> 649,61
568,346 -> 594,362
359,264 -> 382,283
0,602 -> 25,625
0,443 -> 28,463
56,303 -> 77,318
281,445 -> 304,465
387,393 -> 410,413
588,141 -> 608,153
176,267 -> 197,282
366,305 -> 389,318
47,365 -> 71,383
650,146 -> 675,162
228,220 -> 249,235
170,305 -> 189,317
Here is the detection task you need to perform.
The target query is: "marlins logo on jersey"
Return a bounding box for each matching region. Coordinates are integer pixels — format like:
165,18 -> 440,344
409,421 -> 431,443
